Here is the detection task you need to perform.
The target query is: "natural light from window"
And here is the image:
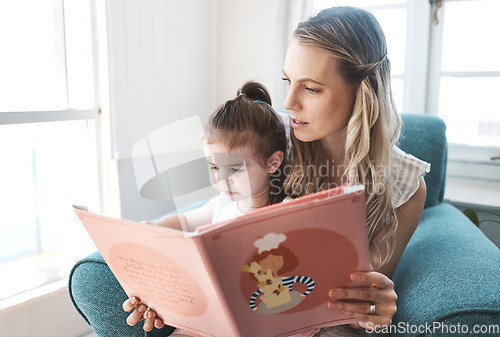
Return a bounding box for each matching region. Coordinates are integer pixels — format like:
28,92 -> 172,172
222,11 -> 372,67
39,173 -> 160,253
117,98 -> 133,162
0,0 -> 99,301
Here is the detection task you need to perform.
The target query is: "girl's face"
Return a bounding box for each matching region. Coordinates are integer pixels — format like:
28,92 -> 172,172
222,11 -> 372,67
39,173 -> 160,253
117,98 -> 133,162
282,39 -> 356,145
205,142 -> 272,206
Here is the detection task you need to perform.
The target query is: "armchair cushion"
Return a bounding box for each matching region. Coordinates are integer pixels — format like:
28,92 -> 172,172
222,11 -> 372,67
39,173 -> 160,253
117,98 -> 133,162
392,203 -> 500,336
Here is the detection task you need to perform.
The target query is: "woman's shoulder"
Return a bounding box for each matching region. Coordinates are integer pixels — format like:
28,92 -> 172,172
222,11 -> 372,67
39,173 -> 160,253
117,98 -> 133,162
387,146 -> 430,209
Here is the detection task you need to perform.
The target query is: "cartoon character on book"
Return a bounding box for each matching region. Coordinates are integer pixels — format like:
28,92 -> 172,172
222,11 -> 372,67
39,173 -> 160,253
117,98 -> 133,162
242,233 -> 315,315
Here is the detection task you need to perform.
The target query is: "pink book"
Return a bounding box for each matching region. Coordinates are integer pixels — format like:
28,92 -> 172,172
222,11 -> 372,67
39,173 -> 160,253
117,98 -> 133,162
74,184 -> 370,337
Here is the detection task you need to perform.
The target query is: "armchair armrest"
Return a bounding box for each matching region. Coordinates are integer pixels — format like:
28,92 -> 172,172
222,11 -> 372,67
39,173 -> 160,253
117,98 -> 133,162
392,203 -> 500,336
69,251 -> 175,337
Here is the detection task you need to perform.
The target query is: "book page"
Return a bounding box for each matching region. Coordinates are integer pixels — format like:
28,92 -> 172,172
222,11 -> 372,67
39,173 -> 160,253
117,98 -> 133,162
74,208 -> 236,337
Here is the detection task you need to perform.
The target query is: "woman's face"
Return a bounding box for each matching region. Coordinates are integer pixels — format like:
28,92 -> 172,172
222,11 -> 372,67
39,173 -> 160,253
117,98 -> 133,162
282,39 -> 356,144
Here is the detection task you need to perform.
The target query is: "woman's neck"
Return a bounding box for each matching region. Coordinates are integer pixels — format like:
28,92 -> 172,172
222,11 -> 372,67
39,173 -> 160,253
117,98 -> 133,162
320,134 -> 345,167
320,132 -> 347,186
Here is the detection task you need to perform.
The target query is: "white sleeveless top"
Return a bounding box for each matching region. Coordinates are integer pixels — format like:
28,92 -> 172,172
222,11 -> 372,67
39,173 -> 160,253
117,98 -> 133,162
388,146 -> 430,208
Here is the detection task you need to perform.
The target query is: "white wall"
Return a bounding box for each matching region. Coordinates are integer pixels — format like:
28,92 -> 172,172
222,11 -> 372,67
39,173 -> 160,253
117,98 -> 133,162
106,0 -> 293,221
106,0 -> 216,220
0,284 -> 92,337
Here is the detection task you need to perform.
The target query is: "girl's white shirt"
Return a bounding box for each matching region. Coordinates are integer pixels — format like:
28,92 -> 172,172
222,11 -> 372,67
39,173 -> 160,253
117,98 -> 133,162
211,193 -> 246,223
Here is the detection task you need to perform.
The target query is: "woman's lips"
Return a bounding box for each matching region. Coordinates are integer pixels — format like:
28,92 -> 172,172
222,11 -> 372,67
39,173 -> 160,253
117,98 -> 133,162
290,117 -> 309,129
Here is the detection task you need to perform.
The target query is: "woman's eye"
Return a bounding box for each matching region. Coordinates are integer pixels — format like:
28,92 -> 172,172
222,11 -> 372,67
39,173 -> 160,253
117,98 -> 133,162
305,87 -> 319,94
281,77 -> 291,85
209,166 -> 219,171
231,168 -> 244,173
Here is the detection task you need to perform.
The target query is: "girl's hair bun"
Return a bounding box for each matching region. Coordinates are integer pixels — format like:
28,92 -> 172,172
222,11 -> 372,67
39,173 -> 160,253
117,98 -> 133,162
237,81 -> 272,106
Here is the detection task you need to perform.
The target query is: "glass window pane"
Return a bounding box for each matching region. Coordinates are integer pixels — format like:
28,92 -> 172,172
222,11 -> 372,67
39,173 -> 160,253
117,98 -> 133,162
64,0 -> 95,109
439,77 -> 500,147
441,0 -> 500,72
0,120 -> 99,299
0,0 -> 67,112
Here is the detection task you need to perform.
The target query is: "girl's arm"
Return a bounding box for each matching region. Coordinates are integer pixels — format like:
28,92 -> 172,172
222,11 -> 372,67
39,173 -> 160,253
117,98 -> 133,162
152,196 -> 218,231
327,178 -> 427,328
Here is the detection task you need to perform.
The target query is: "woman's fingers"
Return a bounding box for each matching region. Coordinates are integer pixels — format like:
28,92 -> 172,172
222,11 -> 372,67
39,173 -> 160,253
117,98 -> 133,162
350,271 -> 394,289
327,271 -> 397,327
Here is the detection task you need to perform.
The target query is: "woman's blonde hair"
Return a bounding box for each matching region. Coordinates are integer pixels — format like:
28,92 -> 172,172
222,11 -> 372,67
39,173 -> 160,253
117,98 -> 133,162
285,7 -> 401,267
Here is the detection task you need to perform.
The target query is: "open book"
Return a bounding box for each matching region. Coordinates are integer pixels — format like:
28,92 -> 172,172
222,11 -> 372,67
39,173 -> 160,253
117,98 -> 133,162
74,185 -> 370,337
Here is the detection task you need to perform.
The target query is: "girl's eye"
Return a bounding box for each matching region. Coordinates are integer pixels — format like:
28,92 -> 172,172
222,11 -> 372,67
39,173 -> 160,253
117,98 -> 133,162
209,166 -> 219,171
281,77 -> 291,85
305,87 -> 319,94
231,167 -> 244,173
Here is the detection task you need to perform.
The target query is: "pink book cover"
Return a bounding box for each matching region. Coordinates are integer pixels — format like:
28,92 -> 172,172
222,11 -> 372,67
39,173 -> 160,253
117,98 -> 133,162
74,184 -> 370,337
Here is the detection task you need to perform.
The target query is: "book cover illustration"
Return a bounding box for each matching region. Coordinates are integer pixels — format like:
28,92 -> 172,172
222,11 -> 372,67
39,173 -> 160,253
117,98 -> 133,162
242,233 -> 316,315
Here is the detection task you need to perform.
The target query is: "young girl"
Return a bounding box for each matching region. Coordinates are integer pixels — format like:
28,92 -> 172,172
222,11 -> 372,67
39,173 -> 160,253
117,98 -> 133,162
123,81 -> 288,334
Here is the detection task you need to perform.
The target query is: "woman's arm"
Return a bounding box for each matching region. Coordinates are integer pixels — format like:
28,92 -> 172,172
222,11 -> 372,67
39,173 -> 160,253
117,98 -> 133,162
327,178 -> 427,328
378,177 -> 426,277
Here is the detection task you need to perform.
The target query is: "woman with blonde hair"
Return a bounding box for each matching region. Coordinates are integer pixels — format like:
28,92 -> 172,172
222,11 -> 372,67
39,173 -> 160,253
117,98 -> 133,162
280,6 -> 429,335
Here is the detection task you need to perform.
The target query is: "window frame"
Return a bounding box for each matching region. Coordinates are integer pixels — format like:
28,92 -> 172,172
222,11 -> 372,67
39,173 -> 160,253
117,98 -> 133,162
425,0 -> 500,182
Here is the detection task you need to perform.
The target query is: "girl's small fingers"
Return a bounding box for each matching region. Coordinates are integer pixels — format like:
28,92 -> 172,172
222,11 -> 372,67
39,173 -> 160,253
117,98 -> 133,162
154,317 -> 165,329
142,309 -> 156,332
126,304 -> 147,326
123,296 -> 139,312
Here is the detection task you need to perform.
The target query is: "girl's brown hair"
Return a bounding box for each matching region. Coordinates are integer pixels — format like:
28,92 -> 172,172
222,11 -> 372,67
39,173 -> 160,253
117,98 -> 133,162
284,7 -> 401,268
205,81 -> 287,204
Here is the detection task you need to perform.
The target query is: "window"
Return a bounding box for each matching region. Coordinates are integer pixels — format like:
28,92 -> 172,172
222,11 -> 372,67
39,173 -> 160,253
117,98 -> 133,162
313,0 -> 500,185
0,0 -> 100,301
429,0 -> 500,148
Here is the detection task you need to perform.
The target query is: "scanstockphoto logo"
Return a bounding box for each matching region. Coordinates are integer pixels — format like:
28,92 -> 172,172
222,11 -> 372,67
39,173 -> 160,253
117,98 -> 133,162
365,322 -> 500,335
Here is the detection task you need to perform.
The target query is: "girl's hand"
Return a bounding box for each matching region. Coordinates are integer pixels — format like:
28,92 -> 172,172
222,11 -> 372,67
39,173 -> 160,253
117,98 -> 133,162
122,296 -> 165,332
327,271 -> 397,328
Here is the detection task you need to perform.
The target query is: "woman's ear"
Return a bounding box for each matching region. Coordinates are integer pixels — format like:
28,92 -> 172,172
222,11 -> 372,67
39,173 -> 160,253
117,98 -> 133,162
267,151 -> 284,173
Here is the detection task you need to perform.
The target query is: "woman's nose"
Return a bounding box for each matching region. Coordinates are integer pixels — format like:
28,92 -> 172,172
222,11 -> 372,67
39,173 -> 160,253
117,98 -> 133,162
283,86 -> 299,111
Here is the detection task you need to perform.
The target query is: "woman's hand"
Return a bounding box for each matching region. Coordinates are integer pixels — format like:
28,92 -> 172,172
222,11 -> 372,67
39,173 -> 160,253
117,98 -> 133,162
122,296 -> 165,332
327,271 -> 397,329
